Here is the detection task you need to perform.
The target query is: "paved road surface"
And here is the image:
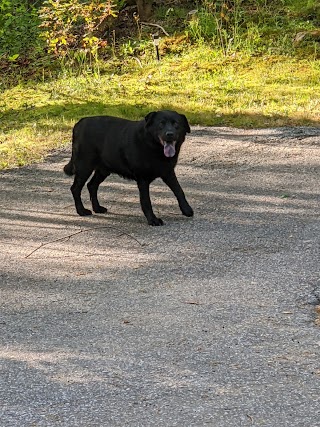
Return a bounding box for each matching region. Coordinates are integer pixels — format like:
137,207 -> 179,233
1,127 -> 320,426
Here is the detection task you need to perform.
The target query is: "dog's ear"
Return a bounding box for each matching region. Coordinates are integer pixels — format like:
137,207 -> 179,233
145,112 -> 157,127
180,114 -> 191,133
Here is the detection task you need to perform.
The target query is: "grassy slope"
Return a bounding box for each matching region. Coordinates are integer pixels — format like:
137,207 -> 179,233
1,47 -> 320,169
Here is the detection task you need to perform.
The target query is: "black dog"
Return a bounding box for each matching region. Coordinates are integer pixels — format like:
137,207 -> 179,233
64,110 -> 193,225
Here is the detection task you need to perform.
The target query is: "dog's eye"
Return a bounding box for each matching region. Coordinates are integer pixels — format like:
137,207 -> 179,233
173,121 -> 179,129
159,121 -> 165,128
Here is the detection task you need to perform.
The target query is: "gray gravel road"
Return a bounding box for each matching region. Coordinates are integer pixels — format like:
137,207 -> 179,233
1,126 -> 320,426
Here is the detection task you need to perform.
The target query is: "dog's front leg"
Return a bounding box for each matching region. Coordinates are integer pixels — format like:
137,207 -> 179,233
137,179 -> 163,226
162,171 -> 194,217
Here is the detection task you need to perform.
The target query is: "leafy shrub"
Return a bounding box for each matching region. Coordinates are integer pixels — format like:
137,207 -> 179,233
39,0 -> 122,63
0,0 -> 42,58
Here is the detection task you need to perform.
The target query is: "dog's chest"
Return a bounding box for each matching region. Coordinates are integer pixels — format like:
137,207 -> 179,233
132,151 -> 176,178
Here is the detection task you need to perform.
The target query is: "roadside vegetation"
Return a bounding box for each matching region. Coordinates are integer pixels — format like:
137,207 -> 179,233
1,0 -> 320,169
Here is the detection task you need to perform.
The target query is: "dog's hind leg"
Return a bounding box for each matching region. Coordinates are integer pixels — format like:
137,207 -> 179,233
71,166 -> 95,216
87,169 -> 110,214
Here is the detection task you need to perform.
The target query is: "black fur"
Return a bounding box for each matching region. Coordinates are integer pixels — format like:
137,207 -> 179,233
64,110 -> 193,225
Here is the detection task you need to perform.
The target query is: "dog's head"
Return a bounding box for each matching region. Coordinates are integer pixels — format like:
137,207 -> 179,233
145,110 -> 191,158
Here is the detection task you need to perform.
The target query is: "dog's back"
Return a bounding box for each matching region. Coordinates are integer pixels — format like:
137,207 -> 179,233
65,116 -> 144,178
73,116 -> 143,149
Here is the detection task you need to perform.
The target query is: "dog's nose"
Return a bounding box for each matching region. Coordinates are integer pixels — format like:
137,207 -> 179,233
165,131 -> 174,139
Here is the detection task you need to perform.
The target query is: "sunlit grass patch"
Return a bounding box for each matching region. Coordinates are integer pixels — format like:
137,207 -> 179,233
1,47 -> 320,169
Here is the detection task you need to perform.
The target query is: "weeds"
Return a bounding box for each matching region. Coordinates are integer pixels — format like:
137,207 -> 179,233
187,0 -> 320,56
187,0 -> 254,55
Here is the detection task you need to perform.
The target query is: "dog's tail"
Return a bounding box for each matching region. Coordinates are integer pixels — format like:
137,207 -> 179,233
63,159 -> 75,176
64,126 -> 77,176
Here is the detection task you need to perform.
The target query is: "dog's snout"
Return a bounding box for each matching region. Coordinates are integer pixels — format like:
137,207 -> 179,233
165,131 -> 174,139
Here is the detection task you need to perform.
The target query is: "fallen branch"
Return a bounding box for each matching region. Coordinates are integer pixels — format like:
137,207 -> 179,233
25,225 -> 144,259
140,22 -> 170,37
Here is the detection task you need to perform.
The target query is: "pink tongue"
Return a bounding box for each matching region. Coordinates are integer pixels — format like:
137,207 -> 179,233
164,143 -> 176,158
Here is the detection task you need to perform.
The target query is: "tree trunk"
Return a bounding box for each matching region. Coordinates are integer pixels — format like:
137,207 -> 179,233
136,0 -> 153,21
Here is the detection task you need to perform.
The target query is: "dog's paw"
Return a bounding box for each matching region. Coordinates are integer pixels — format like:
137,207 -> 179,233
77,208 -> 92,216
148,217 -> 164,226
93,205 -> 108,214
181,205 -> 194,217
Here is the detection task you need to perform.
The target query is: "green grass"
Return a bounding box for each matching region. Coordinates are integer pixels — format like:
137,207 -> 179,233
1,46 -> 320,169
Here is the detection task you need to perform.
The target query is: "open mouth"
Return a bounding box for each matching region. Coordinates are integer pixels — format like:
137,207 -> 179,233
159,138 -> 176,158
